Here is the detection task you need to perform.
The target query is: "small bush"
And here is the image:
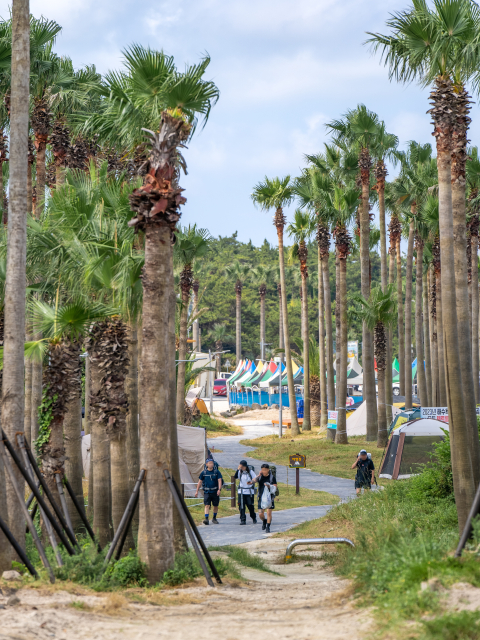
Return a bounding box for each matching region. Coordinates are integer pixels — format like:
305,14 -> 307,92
158,550 -> 240,587
420,610 -> 480,640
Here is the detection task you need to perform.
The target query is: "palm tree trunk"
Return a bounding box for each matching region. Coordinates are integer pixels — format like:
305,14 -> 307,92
24,353 -> 32,445
138,223 -> 175,581
192,283 -> 199,351
386,248 -> 395,425
396,237 -> 405,397
84,354 -> 94,520
126,322 -> 139,531
436,270 -> 447,406
336,252 -> 348,444
423,270 -> 432,407
275,211 -> 299,435
56,164 -> 65,187
335,253 -> 341,409
317,246 -> 327,428
27,160 -> 32,215
260,292 -> 266,360
472,234 -> 479,404
176,284 -> 189,425
3,0 -> 29,548
378,171 -> 388,293
430,268 -> 439,404
236,286 -> 242,362
110,433 -> 134,554
434,79 -> 476,529
377,363 -> 387,448
404,219 -> 414,408
34,142 -> 46,218
323,254 -> 335,441
64,394 -> 85,534
30,357 -> 42,443
301,271 -> 311,431
359,149 -> 377,441
415,242 -> 428,407
278,285 -> 284,350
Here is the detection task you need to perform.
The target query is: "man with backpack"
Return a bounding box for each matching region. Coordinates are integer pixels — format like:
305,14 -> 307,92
195,458 -> 223,525
248,463 -> 277,533
234,460 -> 257,525
351,449 -> 375,495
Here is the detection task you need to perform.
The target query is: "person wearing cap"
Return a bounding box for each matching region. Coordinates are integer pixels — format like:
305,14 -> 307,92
351,450 -> 375,495
234,460 -> 257,525
195,459 -> 223,525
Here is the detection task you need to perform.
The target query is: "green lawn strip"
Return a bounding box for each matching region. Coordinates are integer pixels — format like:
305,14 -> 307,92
240,433 -> 385,480
209,545 -> 282,575
186,465 -> 339,525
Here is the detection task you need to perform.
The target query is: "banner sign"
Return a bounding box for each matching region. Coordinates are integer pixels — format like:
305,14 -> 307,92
328,410 -> 338,429
419,406 -> 480,424
347,340 -> 359,361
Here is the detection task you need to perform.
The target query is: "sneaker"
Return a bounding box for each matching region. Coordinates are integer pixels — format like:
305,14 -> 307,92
262,520 -> 267,531
212,517 -> 219,524
203,519 -> 209,526
252,517 -> 257,524
240,521 -> 246,525
266,523 -> 271,533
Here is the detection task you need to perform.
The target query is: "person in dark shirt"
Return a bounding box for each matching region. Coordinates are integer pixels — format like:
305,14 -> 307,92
195,459 -> 223,525
249,463 -> 277,532
351,449 -> 375,495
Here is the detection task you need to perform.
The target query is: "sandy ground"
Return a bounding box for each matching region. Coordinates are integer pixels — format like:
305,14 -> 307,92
0,539 -> 372,640
225,407 -> 292,423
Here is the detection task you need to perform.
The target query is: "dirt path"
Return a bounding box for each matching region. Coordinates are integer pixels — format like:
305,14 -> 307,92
0,540 -> 373,640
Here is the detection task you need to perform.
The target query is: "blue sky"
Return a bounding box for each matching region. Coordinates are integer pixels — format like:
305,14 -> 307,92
6,0 -> 480,246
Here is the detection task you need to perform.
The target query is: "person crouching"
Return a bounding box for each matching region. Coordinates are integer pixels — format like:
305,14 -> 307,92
249,463 -> 277,533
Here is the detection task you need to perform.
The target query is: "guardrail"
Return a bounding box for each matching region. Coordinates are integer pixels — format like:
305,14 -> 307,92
285,537 -> 355,561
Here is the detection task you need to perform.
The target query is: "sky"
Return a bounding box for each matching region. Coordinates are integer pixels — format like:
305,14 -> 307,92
5,0 -> 480,246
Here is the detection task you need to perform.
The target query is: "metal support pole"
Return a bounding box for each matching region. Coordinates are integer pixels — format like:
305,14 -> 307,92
114,488 -> 140,562
164,469 -> 215,587
279,354 -> 284,438
455,480 -> 480,557
296,468 -> 300,495
285,537 -> 355,561
231,475 -> 236,507
0,440 -> 55,583
55,473 -> 76,544
2,430 -> 76,555
104,469 -> 145,564
209,349 -> 214,415
0,514 -> 38,578
63,476 -> 100,551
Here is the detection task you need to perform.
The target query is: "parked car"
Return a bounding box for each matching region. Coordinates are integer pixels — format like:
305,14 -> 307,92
213,379 -> 227,396
218,372 -> 232,380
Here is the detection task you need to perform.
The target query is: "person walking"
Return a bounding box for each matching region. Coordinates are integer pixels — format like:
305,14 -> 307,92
234,460 -> 257,525
195,459 -> 223,525
249,463 -> 277,532
351,449 -> 375,496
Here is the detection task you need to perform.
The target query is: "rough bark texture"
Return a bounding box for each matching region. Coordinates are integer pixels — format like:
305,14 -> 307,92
126,322 -> 140,531
375,321 -> 388,448
321,252 -> 335,415
31,97 -> 51,218
436,270 -> 447,405
299,241 -> 311,431
335,254 -> 340,411
415,238 -> 428,407
84,354 -> 94,520
30,357 -> 42,443
359,148 -> 377,441
316,232 -> 327,428
192,282 -> 199,351
277,284 -> 284,350
423,270 -> 432,407
64,394 -> 85,533
260,287 -> 266,360
387,246 -> 395,424
335,226 -> 350,444
471,232 -> 480,404
3,0 -> 29,551
27,138 -> 34,215
275,208 -> 299,435
236,284 -> 242,362
23,352 -> 32,445
176,265 -> 192,425
429,76 -> 477,529
396,237 -> 405,396
430,268 -> 439,405
404,218 -> 415,409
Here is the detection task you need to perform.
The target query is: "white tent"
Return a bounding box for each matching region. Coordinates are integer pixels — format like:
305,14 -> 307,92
82,424 -> 207,498
346,399 -> 401,437
379,418 -> 448,480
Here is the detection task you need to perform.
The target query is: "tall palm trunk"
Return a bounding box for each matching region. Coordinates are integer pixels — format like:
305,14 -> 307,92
299,242 -> 310,431
126,322 -> 139,530
423,269 -> 432,407
396,236 -> 405,396
277,284 -> 284,349
3,0 -> 30,549
359,148 -> 377,441
27,138 -> 34,216
471,231 -> 479,404
430,76 -> 477,529
322,251 -> 335,418
429,268 -> 439,404
176,266 -> 192,425
375,321 -> 388,448
64,394 -> 85,533
32,109 -> 49,218
235,280 -> 242,362
336,227 -> 350,445
404,218 -> 415,409
192,281 -> 199,351
24,351 -> 32,444
415,238 -> 428,406
436,269 -> 447,405
451,90 -> 480,485
377,162 -> 391,425
334,252 -> 340,409
260,286 -> 266,360
387,246 -> 395,424
275,208 -> 299,435
317,240 -> 327,429
85,354 -> 94,519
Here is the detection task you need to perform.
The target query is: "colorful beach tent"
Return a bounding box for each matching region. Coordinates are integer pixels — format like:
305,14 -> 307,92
260,362 -> 285,387
380,418 -> 448,480
346,400 -> 401,437
246,360 -> 276,387
389,407 -> 421,433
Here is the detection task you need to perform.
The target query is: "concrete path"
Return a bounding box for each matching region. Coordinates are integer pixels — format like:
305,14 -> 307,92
196,420 -> 357,547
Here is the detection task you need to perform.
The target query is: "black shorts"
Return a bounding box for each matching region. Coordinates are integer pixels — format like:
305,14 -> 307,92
355,480 -> 371,490
203,493 -> 220,507
258,497 -> 275,510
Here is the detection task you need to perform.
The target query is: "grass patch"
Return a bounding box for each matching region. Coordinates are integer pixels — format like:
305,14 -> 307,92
194,413 -> 243,438
159,550 -> 241,586
186,465 -> 339,525
240,433 -> 384,480
210,545 -> 281,575
419,610 -> 480,639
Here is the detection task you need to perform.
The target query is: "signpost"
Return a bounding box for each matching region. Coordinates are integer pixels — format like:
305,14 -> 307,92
289,453 -> 306,495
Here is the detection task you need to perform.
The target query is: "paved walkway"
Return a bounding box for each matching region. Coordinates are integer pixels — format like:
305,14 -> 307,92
196,420 -> 357,547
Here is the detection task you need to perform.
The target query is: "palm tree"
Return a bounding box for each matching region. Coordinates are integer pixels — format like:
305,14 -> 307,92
367,0 -> 480,529
174,225 -> 211,424
1,0 -> 31,557
466,147 -> 480,403
355,285 -> 397,447
224,260 -> 251,363
287,209 -> 316,431
252,176 -> 300,435
251,265 -> 275,361
327,106 -> 381,442
208,323 -> 232,375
